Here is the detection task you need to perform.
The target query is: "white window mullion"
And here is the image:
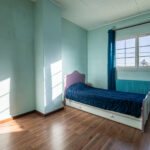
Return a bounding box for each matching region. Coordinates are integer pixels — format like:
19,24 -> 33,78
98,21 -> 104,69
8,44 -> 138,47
125,40 -> 126,66
136,36 -> 139,68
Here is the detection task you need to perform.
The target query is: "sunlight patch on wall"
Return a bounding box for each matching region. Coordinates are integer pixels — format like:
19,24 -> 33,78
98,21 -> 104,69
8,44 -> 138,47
51,60 -> 62,101
44,67 -> 47,107
0,78 -> 11,121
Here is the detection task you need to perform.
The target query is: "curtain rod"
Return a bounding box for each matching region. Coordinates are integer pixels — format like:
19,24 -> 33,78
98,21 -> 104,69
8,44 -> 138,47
114,20 -> 150,31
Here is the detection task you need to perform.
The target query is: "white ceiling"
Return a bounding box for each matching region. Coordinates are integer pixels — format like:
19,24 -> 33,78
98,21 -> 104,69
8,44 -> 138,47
52,0 -> 150,30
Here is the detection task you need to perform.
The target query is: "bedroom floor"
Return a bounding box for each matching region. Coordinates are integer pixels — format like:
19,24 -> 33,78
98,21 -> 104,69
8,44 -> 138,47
0,106 -> 150,150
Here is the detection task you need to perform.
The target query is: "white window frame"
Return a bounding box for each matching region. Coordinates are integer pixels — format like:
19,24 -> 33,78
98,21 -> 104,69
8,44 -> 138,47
116,33 -> 150,71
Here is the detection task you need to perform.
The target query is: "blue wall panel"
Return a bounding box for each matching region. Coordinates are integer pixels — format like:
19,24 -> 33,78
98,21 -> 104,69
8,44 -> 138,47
116,80 -> 150,94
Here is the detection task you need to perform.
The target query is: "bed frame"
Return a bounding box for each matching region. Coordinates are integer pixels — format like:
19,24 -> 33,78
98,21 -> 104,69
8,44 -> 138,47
64,71 -> 150,131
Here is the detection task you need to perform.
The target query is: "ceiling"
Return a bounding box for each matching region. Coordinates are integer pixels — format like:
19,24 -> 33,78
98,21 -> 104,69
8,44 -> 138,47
52,0 -> 150,30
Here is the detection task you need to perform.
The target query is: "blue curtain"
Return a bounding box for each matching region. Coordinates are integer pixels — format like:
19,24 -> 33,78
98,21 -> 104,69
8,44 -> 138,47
108,29 -> 116,90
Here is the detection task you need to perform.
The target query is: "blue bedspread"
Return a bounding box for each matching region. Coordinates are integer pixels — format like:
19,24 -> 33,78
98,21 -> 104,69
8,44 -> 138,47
66,83 -> 146,118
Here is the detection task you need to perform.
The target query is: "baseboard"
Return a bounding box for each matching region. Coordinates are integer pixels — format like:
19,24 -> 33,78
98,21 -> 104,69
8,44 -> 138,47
35,107 -> 64,117
35,110 -> 44,116
0,110 -> 35,124
0,118 -> 14,124
0,107 -> 64,124
13,110 -> 35,119
45,107 -> 64,116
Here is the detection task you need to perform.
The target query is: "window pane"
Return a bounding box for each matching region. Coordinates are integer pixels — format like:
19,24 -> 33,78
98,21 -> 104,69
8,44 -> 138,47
139,57 -> 150,66
139,46 -> 150,54
116,40 -> 125,49
139,52 -> 150,57
126,48 -> 135,53
126,48 -> 135,58
126,58 -> 135,66
126,38 -> 135,48
139,35 -> 150,47
116,38 -> 136,68
126,53 -> 135,58
116,58 -> 125,67
116,49 -> 125,54
116,53 -> 125,58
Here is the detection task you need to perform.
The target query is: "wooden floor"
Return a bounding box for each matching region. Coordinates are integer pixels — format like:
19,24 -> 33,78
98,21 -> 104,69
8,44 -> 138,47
0,106 -> 150,150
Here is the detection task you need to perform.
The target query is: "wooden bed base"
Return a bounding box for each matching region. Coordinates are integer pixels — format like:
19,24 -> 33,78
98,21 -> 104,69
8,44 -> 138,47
64,71 -> 150,131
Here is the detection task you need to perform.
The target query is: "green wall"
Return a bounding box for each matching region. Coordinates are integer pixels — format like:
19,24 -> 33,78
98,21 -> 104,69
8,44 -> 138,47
0,0 -> 35,120
62,19 -> 87,77
88,13 -> 150,89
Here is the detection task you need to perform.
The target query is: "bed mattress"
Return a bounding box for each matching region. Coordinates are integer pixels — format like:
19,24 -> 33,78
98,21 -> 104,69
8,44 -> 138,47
66,83 -> 146,118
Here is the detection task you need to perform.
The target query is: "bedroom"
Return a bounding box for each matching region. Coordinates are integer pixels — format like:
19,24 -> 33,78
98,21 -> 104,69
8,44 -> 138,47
0,0 -> 150,149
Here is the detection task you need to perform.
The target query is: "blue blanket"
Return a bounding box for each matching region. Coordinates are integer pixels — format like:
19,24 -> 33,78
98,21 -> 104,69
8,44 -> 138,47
66,83 -> 146,118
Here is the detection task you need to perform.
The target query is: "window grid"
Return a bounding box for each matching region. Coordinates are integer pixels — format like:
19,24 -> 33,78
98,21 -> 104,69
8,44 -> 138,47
139,35 -> 150,67
116,38 -> 136,67
116,34 -> 150,68
136,36 -> 139,68
124,40 -> 126,67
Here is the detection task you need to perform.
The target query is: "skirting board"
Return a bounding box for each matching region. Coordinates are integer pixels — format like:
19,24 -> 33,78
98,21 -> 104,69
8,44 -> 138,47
0,107 -> 64,124
0,110 -> 35,124
35,107 -> 64,117
66,99 -> 142,130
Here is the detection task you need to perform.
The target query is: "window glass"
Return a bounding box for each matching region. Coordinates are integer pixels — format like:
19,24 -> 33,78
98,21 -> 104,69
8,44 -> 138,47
116,38 -> 135,67
139,35 -> 150,47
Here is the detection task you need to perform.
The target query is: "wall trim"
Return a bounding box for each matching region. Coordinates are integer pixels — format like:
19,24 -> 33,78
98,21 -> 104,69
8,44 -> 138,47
0,107 -> 64,124
35,107 -> 64,117
88,10 -> 150,31
0,110 -> 35,124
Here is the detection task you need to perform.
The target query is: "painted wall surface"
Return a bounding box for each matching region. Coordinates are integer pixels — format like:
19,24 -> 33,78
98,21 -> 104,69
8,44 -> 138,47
62,19 -> 87,78
116,80 -> 150,94
88,13 -> 150,89
43,0 -> 63,113
34,0 -> 63,114
0,0 -> 35,120
34,0 -> 45,113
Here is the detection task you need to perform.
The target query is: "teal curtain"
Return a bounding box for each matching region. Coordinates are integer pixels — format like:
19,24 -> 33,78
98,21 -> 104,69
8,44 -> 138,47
108,29 -> 116,90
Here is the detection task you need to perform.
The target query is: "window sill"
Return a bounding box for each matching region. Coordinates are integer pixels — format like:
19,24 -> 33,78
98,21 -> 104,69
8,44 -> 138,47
116,67 -> 150,72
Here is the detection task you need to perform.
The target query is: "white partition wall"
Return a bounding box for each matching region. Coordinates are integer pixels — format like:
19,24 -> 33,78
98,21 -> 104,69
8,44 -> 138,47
34,0 -> 63,114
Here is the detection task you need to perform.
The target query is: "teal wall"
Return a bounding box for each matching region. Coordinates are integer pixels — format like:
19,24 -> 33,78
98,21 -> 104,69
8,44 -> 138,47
34,0 -> 45,113
0,0 -> 87,119
116,80 -> 150,94
88,13 -> 150,89
62,19 -> 87,77
3,0 -> 149,118
0,0 -> 35,120
43,0 -> 63,113
34,0 -> 63,114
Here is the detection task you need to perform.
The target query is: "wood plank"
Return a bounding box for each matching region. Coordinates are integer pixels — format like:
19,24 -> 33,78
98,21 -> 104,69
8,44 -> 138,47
0,106 -> 150,150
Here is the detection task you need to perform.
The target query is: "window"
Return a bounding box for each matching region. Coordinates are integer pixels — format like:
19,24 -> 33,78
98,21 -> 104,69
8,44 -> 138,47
139,35 -> 150,67
116,34 -> 150,68
116,38 -> 136,67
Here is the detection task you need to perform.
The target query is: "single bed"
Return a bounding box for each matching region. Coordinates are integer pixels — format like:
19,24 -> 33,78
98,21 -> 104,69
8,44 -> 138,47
64,71 -> 150,131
